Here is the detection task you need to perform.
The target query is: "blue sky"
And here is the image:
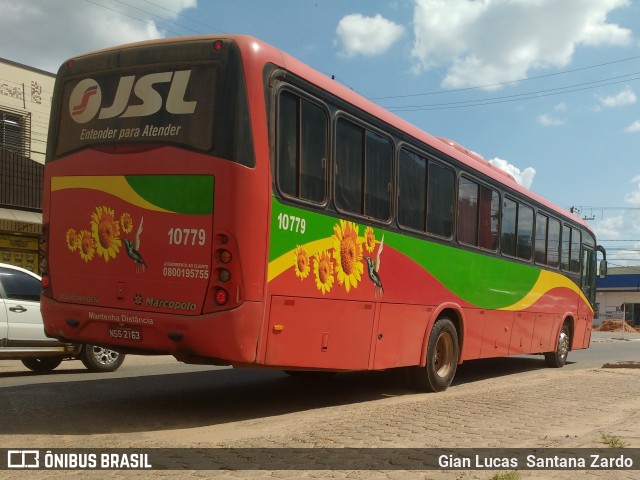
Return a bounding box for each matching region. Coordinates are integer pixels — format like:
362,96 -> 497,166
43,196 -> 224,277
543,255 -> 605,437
1,0 -> 639,264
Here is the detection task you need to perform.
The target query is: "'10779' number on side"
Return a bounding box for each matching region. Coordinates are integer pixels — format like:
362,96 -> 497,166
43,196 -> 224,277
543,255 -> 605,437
277,213 -> 306,234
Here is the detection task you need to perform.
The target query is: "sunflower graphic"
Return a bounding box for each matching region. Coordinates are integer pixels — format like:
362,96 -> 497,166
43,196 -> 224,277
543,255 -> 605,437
78,230 -> 95,262
332,220 -> 364,292
120,212 -> 133,234
66,228 -> 79,252
364,226 -> 376,253
90,206 -> 122,262
314,250 -> 335,295
293,245 -> 311,280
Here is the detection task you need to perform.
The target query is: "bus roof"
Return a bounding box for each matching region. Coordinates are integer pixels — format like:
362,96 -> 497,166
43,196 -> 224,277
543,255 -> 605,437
61,34 -> 593,234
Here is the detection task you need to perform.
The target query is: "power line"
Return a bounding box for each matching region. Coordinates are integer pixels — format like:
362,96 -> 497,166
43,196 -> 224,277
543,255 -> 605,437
108,0 -> 204,36
138,0 -> 226,34
384,73 -> 640,111
81,0 -> 188,37
371,54 -> 640,100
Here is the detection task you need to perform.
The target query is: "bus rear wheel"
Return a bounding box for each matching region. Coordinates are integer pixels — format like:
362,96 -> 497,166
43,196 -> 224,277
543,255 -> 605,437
545,323 -> 570,368
411,317 -> 459,392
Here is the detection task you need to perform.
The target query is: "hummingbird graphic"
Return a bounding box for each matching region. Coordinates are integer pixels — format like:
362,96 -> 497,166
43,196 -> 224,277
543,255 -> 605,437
365,234 -> 384,298
123,217 -> 147,273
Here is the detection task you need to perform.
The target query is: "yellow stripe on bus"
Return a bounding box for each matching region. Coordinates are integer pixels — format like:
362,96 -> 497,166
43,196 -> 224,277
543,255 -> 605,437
500,269 -> 593,313
267,237 -> 334,282
51,176 -> 173,213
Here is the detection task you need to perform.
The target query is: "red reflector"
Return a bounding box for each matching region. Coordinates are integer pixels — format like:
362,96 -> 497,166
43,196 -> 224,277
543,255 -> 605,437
41,276 -> 50,289
214,288 -> 228,305
214,40 -> 223,51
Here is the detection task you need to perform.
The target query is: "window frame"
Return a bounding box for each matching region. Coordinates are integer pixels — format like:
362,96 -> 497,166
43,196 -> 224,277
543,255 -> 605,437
275,87 -> 330,207
457,173 -> 500,252
396,145 -> 455,240
333,113 -> 394,224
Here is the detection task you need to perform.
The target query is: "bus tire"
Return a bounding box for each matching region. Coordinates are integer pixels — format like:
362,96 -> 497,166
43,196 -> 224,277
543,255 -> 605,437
412,317 -> 459,392
21,356 -> 63,373
544,323 -> 570,368
80,345 -> 125,372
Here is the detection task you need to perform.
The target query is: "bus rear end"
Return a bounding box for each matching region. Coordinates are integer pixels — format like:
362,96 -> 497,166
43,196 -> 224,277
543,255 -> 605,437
41,37 -> 268,365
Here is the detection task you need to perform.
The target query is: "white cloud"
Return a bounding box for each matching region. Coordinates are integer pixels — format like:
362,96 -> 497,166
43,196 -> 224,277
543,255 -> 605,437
0,0 -> 197,72
537,114 -> 566,127
594,215 -> 624,239
554,102 -> 567,112
410,0 -> 632,89
488,157 -> 536,188
625,120 -> 640,133
597,86 -> 637,108
624,175 -> 640,205
336,14 -> 405,57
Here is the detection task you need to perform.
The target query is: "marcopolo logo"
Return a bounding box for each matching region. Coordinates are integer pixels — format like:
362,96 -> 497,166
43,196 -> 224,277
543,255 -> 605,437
146,296 -> 197,311
69,70 -> 197,124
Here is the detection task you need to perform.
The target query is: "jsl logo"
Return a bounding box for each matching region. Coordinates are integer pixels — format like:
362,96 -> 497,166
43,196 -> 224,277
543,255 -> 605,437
69,70 -> 197,124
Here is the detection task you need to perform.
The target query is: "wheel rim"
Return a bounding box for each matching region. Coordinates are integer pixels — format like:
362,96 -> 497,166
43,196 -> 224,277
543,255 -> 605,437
558,329 -> 569,360
434,331 -> 454,378
91,346 -> 120,366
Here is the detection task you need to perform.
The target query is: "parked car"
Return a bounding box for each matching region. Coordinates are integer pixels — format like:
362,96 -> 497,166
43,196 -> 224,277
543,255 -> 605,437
0,262 -> 125,373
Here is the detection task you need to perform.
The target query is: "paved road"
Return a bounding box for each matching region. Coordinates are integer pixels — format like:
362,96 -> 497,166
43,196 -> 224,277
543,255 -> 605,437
1,332 -> 639,479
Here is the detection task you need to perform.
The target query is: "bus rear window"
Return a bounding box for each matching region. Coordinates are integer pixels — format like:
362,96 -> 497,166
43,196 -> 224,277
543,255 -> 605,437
52,40 -> 254,166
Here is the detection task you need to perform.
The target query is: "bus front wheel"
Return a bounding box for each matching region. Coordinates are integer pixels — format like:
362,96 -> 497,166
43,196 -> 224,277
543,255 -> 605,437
411,318 -> 459,392
545,323 -> 570,368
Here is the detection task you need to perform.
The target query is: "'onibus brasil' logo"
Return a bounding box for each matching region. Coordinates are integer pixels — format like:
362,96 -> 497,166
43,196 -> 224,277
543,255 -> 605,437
69,70 -> 197,124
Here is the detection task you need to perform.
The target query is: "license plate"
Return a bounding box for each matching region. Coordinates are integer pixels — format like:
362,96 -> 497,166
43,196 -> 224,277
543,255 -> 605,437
108,326 -> 143,342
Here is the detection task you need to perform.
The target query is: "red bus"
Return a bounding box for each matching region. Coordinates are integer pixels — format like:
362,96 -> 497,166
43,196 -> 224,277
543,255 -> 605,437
41,35 -> 606,392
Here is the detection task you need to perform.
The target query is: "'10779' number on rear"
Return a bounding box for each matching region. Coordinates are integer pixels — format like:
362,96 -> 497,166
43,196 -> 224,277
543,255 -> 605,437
168,228 -> 206,246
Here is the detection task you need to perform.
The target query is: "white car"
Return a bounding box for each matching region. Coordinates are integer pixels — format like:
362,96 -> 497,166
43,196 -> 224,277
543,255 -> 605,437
0,262 -> 125,373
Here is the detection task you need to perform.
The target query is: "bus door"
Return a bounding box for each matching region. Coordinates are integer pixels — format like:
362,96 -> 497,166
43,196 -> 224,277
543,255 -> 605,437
576,245 -> 596,348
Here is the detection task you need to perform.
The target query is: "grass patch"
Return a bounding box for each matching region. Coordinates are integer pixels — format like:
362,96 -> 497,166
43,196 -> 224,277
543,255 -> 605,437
490,472 -> 519,480
600,432 -> 628,448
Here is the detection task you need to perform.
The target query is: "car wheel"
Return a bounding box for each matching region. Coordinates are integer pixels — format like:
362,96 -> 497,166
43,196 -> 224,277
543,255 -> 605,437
21,357 -> 63,373
80,345 -> 125,372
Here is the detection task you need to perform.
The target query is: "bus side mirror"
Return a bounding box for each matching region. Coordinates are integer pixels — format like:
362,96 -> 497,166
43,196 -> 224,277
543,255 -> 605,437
599,259 -> 607,279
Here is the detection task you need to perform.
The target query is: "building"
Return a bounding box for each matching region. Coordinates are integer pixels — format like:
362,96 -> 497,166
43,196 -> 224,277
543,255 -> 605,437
0,58 -> 55,273
596,266 -> 640,326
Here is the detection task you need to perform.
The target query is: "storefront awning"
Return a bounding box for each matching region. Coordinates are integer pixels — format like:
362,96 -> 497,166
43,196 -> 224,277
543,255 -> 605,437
0,207 -> 42,224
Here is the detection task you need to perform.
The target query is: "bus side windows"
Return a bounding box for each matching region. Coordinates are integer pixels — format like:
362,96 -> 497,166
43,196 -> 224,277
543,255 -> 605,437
426,162 -> 454,238
398,149 -> 455,238
457,176 -> 499,250
335,118 -> 392,221
398,149 -> 426,231
501,198 -> 533,261
535,213 -> 548,264
570,227 -> 581,273
277,91 -> 327,203
547,217 -> 560,268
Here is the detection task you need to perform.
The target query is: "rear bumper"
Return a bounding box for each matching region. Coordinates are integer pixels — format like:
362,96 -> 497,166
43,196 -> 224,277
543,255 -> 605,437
41,295 -> 264,364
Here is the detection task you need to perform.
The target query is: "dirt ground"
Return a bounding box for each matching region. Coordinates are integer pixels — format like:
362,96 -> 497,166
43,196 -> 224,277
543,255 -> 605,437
3,348 -> 640,480
594,319 -> 640,333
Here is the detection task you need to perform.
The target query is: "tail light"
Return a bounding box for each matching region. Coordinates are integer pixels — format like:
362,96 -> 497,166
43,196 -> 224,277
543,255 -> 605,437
204,231 -> 242,313
40,223 -> 52,295
214,288 -> 228,305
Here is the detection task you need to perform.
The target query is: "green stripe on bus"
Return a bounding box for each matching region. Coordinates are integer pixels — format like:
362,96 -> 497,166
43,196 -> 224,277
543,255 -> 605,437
124,175 -> 214,214
269,199 -> 541,310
